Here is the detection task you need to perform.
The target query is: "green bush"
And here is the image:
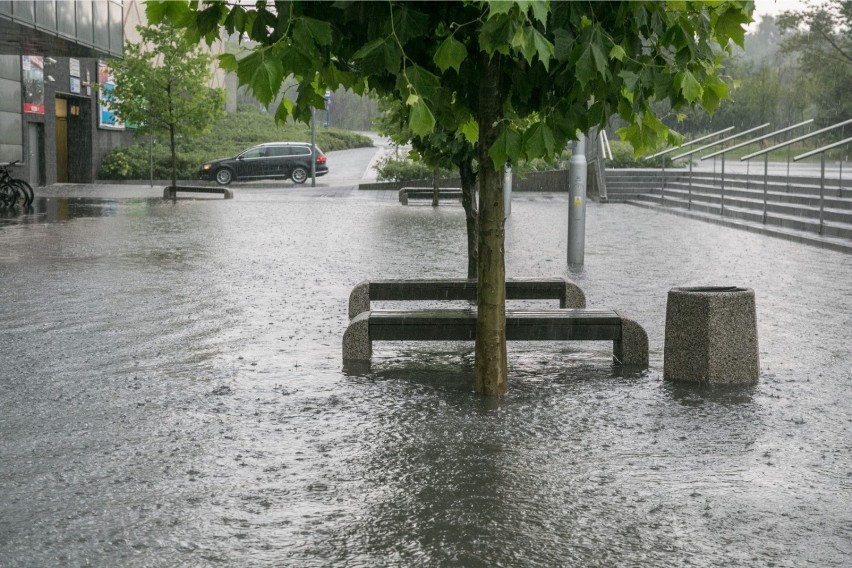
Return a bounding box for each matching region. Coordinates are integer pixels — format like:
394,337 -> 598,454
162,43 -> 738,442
375,156 -> 455,182
607,140 -> 683,168
98,106 -> 374,180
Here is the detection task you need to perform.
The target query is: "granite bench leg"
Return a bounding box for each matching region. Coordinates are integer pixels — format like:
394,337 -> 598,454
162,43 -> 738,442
347,281 -> 371,319
559,281 -> 587,309
613,311 -> 649,367
342,312 -> 372,361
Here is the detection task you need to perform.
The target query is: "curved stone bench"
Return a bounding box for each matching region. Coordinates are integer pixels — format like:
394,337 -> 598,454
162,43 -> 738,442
398,187 -> 463,205
342,308 -> 648,367
164,186 -> 233,199
348,277 -> 586,319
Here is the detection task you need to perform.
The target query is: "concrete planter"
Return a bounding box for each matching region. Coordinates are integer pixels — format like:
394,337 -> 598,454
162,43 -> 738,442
664,286 -> 759,385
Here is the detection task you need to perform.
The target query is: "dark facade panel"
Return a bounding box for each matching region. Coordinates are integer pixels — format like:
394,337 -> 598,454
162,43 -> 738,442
0,52 -> 18,79
0,76 -> 20,113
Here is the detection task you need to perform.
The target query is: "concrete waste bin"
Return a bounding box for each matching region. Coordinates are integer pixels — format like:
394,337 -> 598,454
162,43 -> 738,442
664,286 -> 759,385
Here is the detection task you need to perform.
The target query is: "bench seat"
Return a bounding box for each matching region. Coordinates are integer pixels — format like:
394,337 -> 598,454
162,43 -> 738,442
164,186 -> 233,199
348,277 -> 586,319
343,308 -> 648,367
399,187 -> 463,204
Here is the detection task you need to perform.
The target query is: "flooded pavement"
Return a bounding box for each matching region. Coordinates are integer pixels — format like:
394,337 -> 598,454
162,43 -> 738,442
1,188 -> 851,567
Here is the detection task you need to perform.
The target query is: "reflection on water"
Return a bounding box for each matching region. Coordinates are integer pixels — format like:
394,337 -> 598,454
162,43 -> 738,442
1,193 -> 851,567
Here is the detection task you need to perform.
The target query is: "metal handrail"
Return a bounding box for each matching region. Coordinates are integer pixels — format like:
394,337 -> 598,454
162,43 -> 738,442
671,124 -> 770,161
792,136 -> 852,234
700,119 -> 814,161
644,126 -> 734,160
740,118 -> 852,161
793,136 -> 852,161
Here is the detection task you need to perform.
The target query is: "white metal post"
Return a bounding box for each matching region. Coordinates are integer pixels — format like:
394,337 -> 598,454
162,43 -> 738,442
567,134 -> 587,265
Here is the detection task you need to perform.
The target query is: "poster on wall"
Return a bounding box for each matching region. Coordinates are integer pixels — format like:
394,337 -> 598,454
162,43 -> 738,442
21,55 -> 45,115
97,60 -> 124,130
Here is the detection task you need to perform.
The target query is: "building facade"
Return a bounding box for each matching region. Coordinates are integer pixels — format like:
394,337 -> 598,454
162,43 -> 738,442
1,1 -> 237,186
0,0 -> 131,185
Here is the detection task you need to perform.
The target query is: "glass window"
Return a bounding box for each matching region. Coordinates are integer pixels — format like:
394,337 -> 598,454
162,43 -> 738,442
57,0 -> 75,37
75,0 -> 93,44
267,146 -> 291,157
241,147 -> 265,159
13,1 -> 34,22
108,0 -> 122,55
291,146 -> 311,156
35,0 -> 57,31
0,2 -> 12,17
93,1 -> 109,50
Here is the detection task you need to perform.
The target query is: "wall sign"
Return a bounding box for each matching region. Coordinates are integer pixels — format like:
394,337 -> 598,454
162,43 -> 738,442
21,55 -> 45,115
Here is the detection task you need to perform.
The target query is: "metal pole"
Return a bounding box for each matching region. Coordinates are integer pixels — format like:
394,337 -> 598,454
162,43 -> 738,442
503,165 -> 512,219
149,134 -> 153,187
568,134 -> 587,265
763,153 -> 769,223
311,107 -> 316,187
720,153 -> 726,216
661,159 -> 666,205
786,145 -> 791,191
688,159 -> 693,210
819,153 -> 825,235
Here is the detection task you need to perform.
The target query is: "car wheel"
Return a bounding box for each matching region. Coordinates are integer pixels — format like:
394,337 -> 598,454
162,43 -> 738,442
291,167 -> 308,184
215,168 -> 233,185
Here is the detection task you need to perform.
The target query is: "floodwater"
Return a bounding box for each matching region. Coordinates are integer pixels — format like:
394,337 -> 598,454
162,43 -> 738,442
1,188 -> 850,567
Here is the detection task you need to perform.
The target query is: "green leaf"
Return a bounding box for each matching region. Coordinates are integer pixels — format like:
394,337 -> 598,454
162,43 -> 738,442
531,28 -> 554,70
553,28 -> 574,62
406,93 -> 420,106
274,98 -> 296,123
675,70 -> 703,103
392,5 -> 430,43
524,122 -> 556,160
409,99 -> 436,137
609,44 -> 626,61
218,53 -> 238,73
487,1 -> 515,18
529,0 -> 549,25
480,13 -> 517,55
237,50 -> 284,106
434,36 -> 467,73
488,128 -> 522,169
714,6 -> 751,48
300,17 -> 333,46
459,117 -> 479,145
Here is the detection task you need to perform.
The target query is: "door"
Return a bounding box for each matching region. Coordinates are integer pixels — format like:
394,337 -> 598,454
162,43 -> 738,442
235,146 -> 266,179
263,145 -> 290,178
55,98 -> 68,183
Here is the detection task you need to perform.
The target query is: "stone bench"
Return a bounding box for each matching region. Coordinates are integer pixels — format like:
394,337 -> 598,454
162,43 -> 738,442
342,308 -> 648,367
398,187 -> 463,205
164,186 -> 233,199
348,277 -> 586,319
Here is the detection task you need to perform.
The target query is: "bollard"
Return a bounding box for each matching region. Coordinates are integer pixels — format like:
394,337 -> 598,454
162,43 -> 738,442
664,287 -> 759,385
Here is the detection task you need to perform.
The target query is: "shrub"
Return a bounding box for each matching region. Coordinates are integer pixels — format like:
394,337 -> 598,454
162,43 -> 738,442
375,156 -> 455,182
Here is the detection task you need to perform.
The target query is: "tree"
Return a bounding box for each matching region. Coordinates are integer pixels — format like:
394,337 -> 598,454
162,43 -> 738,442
778,0 -> 852,125
106,22 -> 225,189
149,0 -> 752,396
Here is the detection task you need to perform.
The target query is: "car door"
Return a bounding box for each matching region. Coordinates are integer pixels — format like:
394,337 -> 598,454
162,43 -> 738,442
263,145 -> 290,179
236,146 -> 266,179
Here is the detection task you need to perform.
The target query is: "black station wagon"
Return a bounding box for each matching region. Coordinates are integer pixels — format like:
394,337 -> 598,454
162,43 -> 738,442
198,142 -> 329,185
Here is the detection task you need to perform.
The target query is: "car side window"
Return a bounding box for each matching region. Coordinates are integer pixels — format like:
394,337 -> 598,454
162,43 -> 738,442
292,146 -> 311,156
268,146 -> 290,157
242,148 -> 265,159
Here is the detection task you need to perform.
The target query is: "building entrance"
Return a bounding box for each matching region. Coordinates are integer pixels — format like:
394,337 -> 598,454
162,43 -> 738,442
55,96 -> 93,183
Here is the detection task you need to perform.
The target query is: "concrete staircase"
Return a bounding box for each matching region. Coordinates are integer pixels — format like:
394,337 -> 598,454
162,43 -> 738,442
604,168 -> 852,253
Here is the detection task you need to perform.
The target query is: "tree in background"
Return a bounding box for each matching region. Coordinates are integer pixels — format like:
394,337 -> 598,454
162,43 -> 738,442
778,0 -> 852,126
148,0 -> 751,396
106,22 -> 225,188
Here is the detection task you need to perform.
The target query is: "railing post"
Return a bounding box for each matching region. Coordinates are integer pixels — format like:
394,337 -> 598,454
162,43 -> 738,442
688,159 -> 693,210
763,153 -> 768,224
819,153 -> 825,235
661,160 -> 666,206
720,153 -> 726,216
786,145 -> 791,192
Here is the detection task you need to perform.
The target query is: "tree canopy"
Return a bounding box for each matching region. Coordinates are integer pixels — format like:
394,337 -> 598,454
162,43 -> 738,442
148,0 -> 753,395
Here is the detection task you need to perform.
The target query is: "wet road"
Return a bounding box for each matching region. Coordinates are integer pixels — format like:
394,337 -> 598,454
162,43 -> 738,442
1,181 -> 851,566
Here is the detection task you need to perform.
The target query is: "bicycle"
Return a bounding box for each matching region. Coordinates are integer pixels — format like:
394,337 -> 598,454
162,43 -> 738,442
0,160 -> 34,208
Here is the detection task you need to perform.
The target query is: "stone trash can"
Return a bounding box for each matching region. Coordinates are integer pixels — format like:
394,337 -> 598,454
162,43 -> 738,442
664,287 -> 759,385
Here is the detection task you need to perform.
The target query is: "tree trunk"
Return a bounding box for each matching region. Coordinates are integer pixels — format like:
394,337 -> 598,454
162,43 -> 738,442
459,157 -> 478,279
432,165 -> 439,207
474,53 -> 507,397
169,123 -> 177,190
